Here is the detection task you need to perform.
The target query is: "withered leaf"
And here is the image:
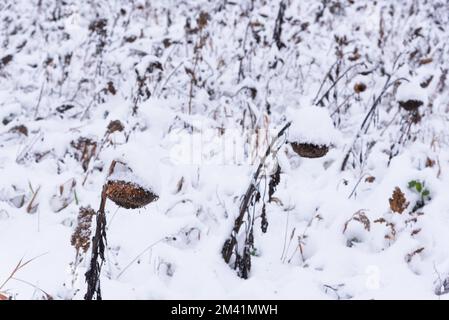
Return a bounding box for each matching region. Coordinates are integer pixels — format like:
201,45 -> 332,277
343,210 -> 370,233
389,187 -> 409,214
365,176 -> 376,183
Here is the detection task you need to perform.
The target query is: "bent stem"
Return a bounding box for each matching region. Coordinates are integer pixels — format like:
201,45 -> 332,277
222,122 -> 291,272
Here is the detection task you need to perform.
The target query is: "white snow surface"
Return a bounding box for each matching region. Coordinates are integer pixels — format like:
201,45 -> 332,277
396,80 -> 429,105
288,106 -> 340,146
0,0 -> 449,300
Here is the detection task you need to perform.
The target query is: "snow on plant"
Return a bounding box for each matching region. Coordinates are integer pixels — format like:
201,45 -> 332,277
222,123 -> 290,279
288,106 -> 340,158
1,0 -> 449,300
407,180 -> 431,212
84,160 -> 158,300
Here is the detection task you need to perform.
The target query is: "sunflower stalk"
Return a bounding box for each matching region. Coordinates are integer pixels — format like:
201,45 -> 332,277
221,122 -> 291,278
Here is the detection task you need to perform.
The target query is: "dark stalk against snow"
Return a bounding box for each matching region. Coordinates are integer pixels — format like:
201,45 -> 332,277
84,185 -> 108,300
222,122 -> 291,278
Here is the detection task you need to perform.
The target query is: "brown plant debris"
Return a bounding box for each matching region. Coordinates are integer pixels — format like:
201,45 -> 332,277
435,278 -> 449,296
88,19 -> 107,33
71,137 -> 97,171
268,164 -> 281,202
365,176 -> 376,183
420,75 -> 433,88
425,157 -> 435,168
175,176 -> 184,194
291,142 -> 329,158
419,57 -> 433,65
0,54 -> 13,67
71,206 -> 95,253
354,82 -> 367,93
374,217 -> 386,224
374,218 -> 397,240
106,120 -> 124,134
56,104 -> 75,114
343,210 -> 370,233
9,125 -> 28,136
405,247 -> 424,263
106,81 -> 116,95
50,178 -> 76,212
348,48 -> 361,61
105,180 -> 158,209
26,185 -> 41,214
260,204 -> 268,233
399,99 -> 423,111
389,187 -> 409,214
197,12 -> 209,30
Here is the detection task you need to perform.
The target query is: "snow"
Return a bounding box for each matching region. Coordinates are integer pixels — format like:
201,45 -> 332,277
288,106 -> 340,146
396,80 -> 428,104
107,167 -> 160,196
0,0 -> 449,301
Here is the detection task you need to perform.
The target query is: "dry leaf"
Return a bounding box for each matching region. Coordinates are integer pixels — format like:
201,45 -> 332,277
71,206 -> 95,253
354,82 -> 367,93
175,176 -> 184,194
197,12 -> 209,29
419,57 -> 433,65
389,187 -> 409,214
107,120 -> 124,134
374,217 -> 386,224
405,247 -> 425,263
343,210 -> 370,233
365,176 -> 376,183
71,137 -> 97,172
50,178 -> 76,212
425,157 -> 435,168
270,197 -> 284,206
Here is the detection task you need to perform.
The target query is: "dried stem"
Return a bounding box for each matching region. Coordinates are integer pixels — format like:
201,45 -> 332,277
84,185 -> 108,300
222,122 -> 291,268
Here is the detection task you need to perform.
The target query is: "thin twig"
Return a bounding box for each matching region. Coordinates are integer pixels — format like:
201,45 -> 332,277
314,63 -> 364,106
116,238 -> 166,279
34,81 -> 45,119
11,277 -> 52,299
0,253 -> 48,291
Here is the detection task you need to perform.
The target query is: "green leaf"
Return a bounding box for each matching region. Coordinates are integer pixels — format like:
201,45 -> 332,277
408,180 -> 417,189
422,189 -> 430,197
74,190 -> 79,205
416,182 -> 422,193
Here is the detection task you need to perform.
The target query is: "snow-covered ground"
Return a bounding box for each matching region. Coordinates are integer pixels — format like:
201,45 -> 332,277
1,0 -> 449,300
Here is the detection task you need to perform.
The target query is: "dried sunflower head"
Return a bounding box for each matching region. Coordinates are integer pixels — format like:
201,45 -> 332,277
105,179 -> 158,209
399,99 -> 423,111
290,142 -> 329,158
105,160 -> 159,209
